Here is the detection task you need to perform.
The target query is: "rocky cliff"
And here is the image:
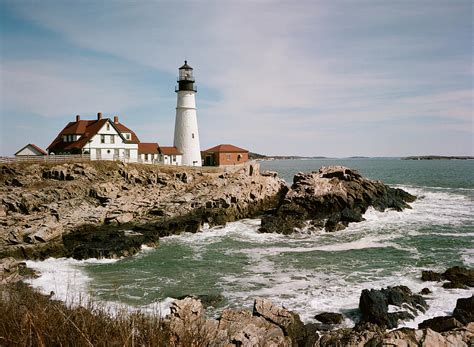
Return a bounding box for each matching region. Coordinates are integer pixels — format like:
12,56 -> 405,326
0,161 -> 286,259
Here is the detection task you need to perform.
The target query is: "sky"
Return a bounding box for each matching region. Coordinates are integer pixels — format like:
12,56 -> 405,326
0,0 -> 472,157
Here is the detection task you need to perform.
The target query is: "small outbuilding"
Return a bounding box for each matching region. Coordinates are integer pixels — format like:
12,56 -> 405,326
202,144 -> 249,166
14,144 -> 47,156
159,146 -> 183,165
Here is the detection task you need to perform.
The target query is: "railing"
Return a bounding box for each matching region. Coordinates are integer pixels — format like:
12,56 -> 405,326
177,75 -> 195,82
175,85 -> 197,92
0,154 -> 91,164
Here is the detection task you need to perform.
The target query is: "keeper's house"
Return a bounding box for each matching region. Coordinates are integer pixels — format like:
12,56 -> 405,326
47,113 -> 139,162
202,144 -> 248,166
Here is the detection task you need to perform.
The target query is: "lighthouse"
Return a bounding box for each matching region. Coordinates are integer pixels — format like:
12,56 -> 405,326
173,61 -> 202,166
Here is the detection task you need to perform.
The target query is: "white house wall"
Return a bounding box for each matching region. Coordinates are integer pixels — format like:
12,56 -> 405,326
84,121 -> 138,162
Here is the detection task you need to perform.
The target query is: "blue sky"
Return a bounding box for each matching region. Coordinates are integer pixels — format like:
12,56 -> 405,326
0,1 -> 472,157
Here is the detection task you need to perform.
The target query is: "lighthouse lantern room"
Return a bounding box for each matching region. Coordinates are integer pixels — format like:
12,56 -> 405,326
173,61 -> 202,166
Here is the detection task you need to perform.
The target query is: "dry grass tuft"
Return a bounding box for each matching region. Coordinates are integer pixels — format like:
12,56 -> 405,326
0,282 -> 173,346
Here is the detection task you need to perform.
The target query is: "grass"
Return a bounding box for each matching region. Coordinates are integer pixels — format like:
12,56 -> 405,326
0,282 -> 208,346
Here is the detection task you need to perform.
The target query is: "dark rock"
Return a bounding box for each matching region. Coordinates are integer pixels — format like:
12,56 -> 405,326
314,312 -> 344,324
418,316 -> 463,332
359,286 -> 428,329
453,295 -> 474,325
443,266 -> 474,287
421,270 -> 442,282
442,281 -> 468,289
420,288 -> 432,295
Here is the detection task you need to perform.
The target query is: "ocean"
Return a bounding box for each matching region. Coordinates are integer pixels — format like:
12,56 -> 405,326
27,158 -> 474,328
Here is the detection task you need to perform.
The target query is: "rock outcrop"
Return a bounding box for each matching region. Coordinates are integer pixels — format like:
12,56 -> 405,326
421,266 -> 474,288
160,296 -> 474,347
260,166 -> 415,234
0,161 -> 286,259
359,285 -> 428,329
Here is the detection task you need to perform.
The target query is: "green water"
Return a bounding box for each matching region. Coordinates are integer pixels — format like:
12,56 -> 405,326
29,159 -> 474,326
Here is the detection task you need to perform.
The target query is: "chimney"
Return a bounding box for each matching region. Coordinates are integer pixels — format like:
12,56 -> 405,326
114,116 -> 119,124
76,115 -> 80,122
97,112 -> 103,120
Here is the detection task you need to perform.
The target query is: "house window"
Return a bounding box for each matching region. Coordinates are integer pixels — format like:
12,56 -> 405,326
101,135 -> 105,143
226,154 -> 231,161
172,155 -> 176,162
124,149 -> 130,158
110,135 -> 115,144
125,134 -> 131,140
114,149 -> 119,158
237,154 -> 242,161
145,154 -> 149,161
106,123 -> 110,131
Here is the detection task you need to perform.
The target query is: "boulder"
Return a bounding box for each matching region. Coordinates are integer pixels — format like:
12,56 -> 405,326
260,166 -> 415,234
453,295 -> 474,325
359,286 -> 428,329
253,297 -> 306,345
314,312 -> 344,325
217,309 -> 290,346
163,297 -> 212,345
420,288 -> 432,295
419,316 -> 463,332
443,266 -> 474,287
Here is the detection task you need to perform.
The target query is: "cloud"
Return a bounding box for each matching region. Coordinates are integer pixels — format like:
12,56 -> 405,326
1,1 -> 472,156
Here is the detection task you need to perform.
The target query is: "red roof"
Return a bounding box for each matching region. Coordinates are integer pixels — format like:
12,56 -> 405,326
138,143 -> 159,154
203,144 -> 248,153
47,117 -> 139,153
14,143 -> 47,156
113,122 -> 140,144
159,146 -> 182,155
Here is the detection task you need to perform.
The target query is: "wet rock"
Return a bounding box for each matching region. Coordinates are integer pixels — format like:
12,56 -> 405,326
420,288 -> 432,295
421,270 -> 442,282
419,316 -> 463,332
443,266 -> 474,287
260,166 -> 415,234
453,295 -> 474,325
359,286 -> 428,329
314,312 -> 344,325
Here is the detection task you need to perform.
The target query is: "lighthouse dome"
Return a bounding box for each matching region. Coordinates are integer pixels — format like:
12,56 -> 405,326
179,60 -> 193,70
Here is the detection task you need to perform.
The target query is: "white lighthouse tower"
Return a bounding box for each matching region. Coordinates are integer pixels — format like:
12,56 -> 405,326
173,61 -> 202,166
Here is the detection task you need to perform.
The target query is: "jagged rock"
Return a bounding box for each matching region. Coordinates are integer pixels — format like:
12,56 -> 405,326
314,312 -> 344,325
453,295 -> 474,325
253,297 -> 306,345
359,286 -> 428,329
260,166 -> 415,234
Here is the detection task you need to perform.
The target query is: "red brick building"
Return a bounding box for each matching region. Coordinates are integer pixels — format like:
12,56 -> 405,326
202,144 -> 249,166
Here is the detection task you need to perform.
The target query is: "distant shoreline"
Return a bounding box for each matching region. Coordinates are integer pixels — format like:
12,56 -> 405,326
249,153 -> 474,161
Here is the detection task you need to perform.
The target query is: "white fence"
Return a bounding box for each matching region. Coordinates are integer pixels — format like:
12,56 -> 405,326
0,154 -> 91,164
